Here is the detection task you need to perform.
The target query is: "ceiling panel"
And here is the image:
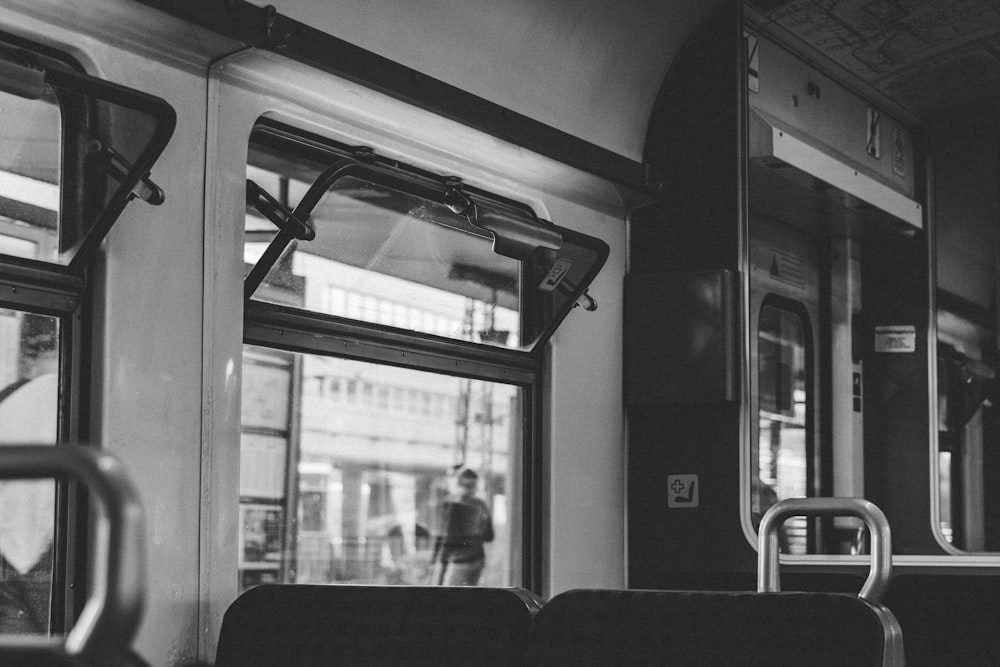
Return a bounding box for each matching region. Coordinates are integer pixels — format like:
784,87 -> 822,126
747,0 -> 1000,119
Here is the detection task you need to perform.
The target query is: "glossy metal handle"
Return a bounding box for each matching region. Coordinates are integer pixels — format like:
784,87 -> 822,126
0,445 -> 145,663
757,497 -> 892,604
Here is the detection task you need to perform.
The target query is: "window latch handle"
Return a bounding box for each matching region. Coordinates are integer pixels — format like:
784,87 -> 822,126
103,144 -> 165,206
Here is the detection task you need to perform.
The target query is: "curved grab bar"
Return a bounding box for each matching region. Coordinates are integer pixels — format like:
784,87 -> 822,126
0,445 -> 146,663
757,497 -> 892,604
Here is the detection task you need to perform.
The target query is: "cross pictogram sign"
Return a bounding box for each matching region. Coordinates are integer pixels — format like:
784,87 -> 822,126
667,474 -> 699,508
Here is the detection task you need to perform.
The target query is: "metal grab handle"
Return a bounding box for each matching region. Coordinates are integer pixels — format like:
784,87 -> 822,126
757,497 -> 892,604
0,445 -> 146,663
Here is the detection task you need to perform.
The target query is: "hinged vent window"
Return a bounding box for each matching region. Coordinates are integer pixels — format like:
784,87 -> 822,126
0,36 -> 175,272
244,124 -> 608,354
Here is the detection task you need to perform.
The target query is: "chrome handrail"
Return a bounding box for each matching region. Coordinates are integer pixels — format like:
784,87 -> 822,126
757,497 -> 892,604
0,445 -> 146,663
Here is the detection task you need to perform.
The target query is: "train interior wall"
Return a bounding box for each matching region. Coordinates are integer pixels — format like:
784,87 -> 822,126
627,5 -> 755,585
0,4 -> 230,662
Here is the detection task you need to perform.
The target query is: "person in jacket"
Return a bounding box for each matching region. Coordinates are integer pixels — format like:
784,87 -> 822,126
431,466 -> 493,586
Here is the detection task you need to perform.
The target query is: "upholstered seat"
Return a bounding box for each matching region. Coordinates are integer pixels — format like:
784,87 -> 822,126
215,584 -> 542,666
526,588 -> 895,667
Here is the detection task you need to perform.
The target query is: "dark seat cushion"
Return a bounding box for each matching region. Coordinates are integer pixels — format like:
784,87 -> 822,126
885,574 -> 1000,666
526,589 -> 889,666
215,584 -> 541,666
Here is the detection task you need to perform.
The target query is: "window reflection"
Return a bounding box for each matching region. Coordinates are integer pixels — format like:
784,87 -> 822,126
0,84 -> 61,264
756,302 -> 809,554
936,335 -> 996,551
247,174 -> 522,348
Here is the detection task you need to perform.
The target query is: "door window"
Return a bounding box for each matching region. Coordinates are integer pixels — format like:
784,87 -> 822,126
755,300 -> 811,554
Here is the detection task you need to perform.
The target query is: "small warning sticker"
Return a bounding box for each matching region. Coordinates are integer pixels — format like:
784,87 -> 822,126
766,249 -> 806,288
874,325 -> 916,353
667,474 -> 699,509
539,258 -> 573,293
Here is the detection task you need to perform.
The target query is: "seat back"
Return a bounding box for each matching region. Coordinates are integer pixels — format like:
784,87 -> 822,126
215,584 -> 542,666
526,499 -> 904,666
885,574 -> 1000,666
526,588 -> 894,666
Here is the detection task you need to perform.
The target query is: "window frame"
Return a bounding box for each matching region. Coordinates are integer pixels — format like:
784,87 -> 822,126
244,118 -> 608,357
752,293 -> 818,552
0,42 -> 87,638
241,121 -> 547,591
0,29 -> 176,276
0,33 -> 176,634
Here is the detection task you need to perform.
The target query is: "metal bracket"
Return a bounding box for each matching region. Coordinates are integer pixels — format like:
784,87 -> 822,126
443,177 -> 473,215
575,289 -> 598,311
102,144 -> 165,206
262,4 -> 291,48
353,146 -> 376,162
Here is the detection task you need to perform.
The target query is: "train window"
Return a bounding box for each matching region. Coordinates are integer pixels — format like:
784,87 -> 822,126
0,76 -> 61,263
744,33 -> 964,557
236,120 -> 605,591
754,298 -> 811,554
0,310 -> 58,635
936,320 -> 998,551
243,122 -> 608,353
252,174 -> 524,346
928,102 -> 1000,554
0,35 -> 174,637
0,35 -> 174,271
239,346 -> 521,588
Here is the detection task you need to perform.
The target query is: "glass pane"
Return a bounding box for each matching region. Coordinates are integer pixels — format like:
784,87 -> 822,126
0,49 -> 172,268
938,450 -> 953,546
245,130 -> 609,352
0,310 -> 59,635
936,334 -> 996,551
0,85 -> 61,263
253,175 -> 523,348
79,99 -> 160,245
56,84 -> 162,263
239,345 -> 522,591
756,304 -> 808,554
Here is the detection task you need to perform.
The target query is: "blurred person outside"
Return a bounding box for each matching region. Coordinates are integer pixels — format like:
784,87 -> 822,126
431,466 -> 493,586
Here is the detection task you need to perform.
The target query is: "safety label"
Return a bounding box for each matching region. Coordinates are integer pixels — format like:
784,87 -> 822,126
539,258 -> 573,292
767,249 -> 805,288
667,474 -> 699,508
874,325 -> 916,353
